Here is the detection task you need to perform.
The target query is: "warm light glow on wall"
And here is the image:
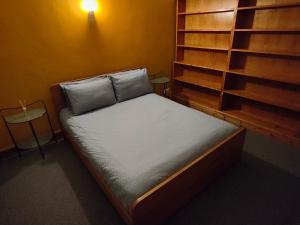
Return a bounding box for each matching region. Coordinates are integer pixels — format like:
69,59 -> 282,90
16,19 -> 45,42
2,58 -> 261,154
82,0 -> 99,12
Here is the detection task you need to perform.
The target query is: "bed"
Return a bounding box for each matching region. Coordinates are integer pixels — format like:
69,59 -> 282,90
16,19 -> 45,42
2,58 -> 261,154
50,70 -> 245,225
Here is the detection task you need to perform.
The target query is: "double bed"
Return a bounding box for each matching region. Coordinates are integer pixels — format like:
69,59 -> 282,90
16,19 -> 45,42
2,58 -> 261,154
50,70 -> 245,225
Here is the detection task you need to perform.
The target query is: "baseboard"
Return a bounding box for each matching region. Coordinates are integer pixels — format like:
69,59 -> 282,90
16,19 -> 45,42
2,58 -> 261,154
0,144 -> 15,152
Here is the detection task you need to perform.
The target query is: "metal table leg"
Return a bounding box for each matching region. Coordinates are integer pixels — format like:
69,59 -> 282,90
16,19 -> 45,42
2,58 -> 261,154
2,117 -> 21,158
45,108 -> 58,143
28,121 -> 45,160
163,83 -> 168,97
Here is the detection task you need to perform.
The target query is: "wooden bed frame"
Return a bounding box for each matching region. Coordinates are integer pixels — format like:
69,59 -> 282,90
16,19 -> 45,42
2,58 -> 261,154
50,73 -> 246,225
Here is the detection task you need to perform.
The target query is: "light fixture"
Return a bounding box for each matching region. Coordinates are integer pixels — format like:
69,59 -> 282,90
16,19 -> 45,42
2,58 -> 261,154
82,0 -> 99,13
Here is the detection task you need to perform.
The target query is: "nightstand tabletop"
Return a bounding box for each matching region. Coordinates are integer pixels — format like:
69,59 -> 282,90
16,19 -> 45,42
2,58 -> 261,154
151,76 -> 170,84
5,108 -> 46,124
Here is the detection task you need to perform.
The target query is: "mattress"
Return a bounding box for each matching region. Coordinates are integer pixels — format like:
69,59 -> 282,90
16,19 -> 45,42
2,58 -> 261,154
60,93 -> 238,206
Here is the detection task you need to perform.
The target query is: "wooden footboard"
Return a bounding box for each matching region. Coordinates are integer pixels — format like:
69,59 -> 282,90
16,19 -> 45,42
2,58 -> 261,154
50,81 -> 246,225
62,129 -> 133,225
63,124 -> 245,225
131,128 -> 245,225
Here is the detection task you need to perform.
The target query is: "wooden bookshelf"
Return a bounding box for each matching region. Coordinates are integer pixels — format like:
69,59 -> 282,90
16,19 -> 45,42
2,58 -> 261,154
222,95 -> 300,139
178,8 -> 234,15
231,49 -> 300,57
238,0 -> 300,8
181,0 -> 237,13
227,69 -> 300,85
177,29 -> 232,32
173,83 -> 220,110
175,76 -> 221,91
235,29 -> 300,32
232,32 -> 300,53
181,50 -> 228,70
177,32 -> 231,50
174,61 -> 225,72
238,2 -> 300,10
230,53 -> 300,84
177,45 -> 229,51
174,64 -> 223,91
174,0 -> 300,147
223,109 -> 299,140
224,90 -> 300,112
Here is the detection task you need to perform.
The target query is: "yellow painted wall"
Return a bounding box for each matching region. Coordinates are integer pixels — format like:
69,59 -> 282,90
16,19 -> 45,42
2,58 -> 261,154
0,0 -> 176,151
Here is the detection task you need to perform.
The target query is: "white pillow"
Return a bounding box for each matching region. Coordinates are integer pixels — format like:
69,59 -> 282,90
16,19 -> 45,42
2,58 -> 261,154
61,76 -> 117,115
110,68 -> 153,102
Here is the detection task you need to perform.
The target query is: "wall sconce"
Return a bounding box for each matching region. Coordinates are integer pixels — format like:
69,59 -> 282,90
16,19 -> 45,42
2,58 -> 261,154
82,0 -> 98,23
82,0 -> 98,12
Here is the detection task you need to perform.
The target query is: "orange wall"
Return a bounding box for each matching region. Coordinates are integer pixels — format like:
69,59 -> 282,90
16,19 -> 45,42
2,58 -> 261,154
0,0 -> 176,150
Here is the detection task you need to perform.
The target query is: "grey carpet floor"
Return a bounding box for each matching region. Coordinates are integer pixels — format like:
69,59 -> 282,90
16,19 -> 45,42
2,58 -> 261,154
1,131 -> 300,225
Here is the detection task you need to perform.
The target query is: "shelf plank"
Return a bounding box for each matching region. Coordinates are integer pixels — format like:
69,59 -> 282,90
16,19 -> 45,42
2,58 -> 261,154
174,61 -> 225,72
174,93 -> 219,110
231,49 -> 300,57
224,90 -> 300,112
175,98 -> 300,147
178,29 -> 232,33
5,108 -> 46,124
223,109 -> 298,139
174,74 -> 221,91
238,2 -> 300,11
178,8 -> 234,15
235,29 -> 300,32
227,69 -> 300,86
177,45 -> 229,51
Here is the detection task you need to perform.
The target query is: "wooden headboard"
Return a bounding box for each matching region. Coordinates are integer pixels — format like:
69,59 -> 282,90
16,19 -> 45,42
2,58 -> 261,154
50,67 -> 145,118
50,83 -> 67,116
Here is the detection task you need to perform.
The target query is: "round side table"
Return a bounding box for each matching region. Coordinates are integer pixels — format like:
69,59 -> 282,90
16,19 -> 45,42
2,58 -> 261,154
0,100 -> 57,160
151,76 -> 170,97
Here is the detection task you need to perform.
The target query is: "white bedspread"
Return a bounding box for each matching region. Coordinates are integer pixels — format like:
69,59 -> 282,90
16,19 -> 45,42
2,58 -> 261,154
60,94 -> 238,206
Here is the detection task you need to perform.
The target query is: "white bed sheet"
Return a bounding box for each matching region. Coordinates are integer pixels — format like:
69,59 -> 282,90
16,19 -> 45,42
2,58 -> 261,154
60,94 -> 238,205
